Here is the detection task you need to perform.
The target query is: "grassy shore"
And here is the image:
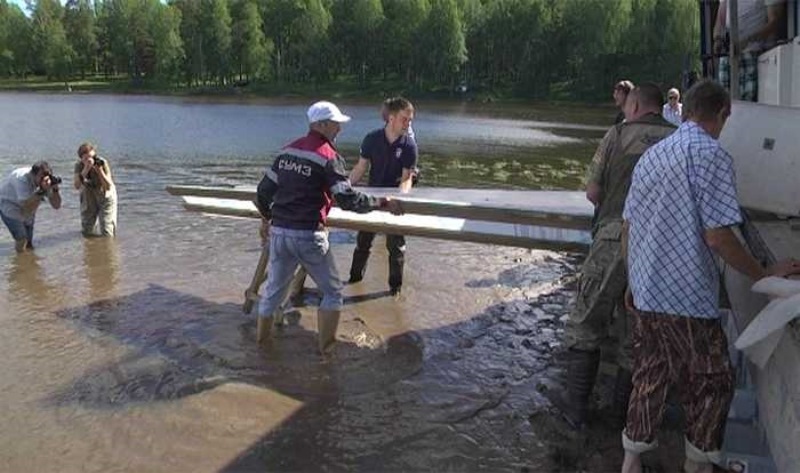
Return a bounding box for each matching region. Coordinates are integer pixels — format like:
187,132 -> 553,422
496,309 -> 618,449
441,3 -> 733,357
0,75 -> 462,97
0,75 -> 616,126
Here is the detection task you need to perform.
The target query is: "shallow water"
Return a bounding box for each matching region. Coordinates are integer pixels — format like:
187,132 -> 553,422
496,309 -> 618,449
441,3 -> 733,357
0,92 -> 609,472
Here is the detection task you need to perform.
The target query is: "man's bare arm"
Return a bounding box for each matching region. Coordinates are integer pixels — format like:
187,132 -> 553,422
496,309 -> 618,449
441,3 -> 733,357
704,226 -> 800,280
48,188 -> 61,209
349,157 -> 370,186
398,168 -> 413,194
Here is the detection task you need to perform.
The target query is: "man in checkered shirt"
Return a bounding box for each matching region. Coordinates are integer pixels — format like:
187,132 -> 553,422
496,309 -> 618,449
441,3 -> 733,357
620,80 -> 800,473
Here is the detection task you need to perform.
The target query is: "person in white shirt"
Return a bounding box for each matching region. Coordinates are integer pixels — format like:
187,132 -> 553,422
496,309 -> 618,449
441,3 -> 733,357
0,161 -> 62,252
662,88 -> 683,126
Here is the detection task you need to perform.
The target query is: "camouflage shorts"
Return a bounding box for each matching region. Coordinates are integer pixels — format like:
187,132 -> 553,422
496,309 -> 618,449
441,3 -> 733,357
564,220 -> 631,368
623,310 -> 734,462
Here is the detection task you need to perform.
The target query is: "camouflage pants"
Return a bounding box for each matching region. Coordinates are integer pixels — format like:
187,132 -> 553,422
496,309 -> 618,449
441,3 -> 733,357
622,310 -> 734,463
564,220 -> 631,370
80,188 -> 117,237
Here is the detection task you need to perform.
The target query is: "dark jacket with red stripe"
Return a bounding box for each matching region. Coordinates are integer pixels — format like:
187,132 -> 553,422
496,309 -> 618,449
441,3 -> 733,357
256,131 -> 383,230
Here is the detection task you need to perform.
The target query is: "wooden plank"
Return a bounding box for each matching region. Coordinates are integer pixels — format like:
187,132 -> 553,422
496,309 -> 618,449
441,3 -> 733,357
167,185 -> 593,230
242,245 -> 269,314
181,196 -> 590,252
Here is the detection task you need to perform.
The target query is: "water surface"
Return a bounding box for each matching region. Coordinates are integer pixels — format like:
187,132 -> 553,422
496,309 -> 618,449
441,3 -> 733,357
0,92 -> 608,472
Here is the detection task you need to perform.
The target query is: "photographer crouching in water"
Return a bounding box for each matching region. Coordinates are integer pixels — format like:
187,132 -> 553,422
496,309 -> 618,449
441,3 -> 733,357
0,161 -> 62,252
73,142 -> 117,237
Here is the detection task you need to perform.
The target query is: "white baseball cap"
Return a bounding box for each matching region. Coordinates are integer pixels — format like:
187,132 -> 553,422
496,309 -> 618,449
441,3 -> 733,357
307,101 -> 351,124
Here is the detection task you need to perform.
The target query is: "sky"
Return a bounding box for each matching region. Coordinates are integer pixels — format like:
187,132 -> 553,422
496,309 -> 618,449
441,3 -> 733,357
7,0 -> 67,14
7,0 -> 31,13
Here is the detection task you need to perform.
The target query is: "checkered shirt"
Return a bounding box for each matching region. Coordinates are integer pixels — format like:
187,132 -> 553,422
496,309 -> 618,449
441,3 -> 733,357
623,121 -> 742,319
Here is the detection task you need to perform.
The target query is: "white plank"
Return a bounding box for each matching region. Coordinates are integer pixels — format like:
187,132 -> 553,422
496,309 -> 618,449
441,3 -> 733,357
166,185 -> 594,230
181,196 -> 591,252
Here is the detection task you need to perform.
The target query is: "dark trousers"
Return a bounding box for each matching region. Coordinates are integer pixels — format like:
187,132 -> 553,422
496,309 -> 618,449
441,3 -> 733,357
349,231 -> 405,289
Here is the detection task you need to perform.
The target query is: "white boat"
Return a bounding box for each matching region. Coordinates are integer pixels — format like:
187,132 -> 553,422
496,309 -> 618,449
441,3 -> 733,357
701,2 -> 800,470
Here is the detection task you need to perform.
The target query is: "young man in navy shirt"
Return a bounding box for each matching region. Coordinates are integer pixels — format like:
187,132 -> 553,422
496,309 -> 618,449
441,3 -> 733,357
347,97 -> 418,296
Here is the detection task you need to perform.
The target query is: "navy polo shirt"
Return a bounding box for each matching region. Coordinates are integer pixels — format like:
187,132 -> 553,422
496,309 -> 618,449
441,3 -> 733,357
360,128 -> 418,187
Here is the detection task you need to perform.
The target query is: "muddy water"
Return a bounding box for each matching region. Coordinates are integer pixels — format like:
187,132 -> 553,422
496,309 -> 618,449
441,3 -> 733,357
0,93 -> 611,472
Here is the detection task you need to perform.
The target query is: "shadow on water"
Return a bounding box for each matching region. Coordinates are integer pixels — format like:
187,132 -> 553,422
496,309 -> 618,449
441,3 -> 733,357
49,284 -> 424,407
41,266 -> 587,471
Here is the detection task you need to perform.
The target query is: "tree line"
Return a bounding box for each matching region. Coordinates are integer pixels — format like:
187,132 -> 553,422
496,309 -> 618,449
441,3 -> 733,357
0,0 -> 699,100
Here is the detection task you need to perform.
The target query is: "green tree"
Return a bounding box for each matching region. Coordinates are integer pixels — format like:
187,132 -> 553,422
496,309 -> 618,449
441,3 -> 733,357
474,0 -> 552,97
172,0 -> 204,86
201,0 -> 232,84
380,0 -> 429,82
30,0 -> 74,79
0,1 -> 32,77
330,0 -> 384,84
231,0 -> 270,81
259,0 -> 331,82
64,0 -> 97,78
150,2 -> 184,81
97,0 -> 135,76
542,0 -> 632,98
418,0 -> 466,87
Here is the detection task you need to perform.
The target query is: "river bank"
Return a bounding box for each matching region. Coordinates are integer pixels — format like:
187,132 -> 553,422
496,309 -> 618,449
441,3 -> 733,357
0,76 -> 617,126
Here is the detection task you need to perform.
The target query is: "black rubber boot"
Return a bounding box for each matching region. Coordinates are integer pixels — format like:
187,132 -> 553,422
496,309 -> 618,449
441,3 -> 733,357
388,253 -> 404,293
349,250 -> 370,283
543,348 -> 601,429
613,368 -> 633,428
387,234 -> 405,292
349,232 -> 375,283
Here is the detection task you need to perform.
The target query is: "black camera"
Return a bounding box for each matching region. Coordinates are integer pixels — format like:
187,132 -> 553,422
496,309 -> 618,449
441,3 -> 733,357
48,175 -> 63,185
94,157 -> 106,166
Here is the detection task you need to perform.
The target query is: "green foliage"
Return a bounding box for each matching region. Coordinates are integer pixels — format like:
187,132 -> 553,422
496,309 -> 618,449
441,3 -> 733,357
419,0 -> 467,86
3,0 -> 701,100
31,0 -> 74,79
64,0 -> 97,78
0,1 -> 32,76
381,0 -> 430,82
231,0 -> 271,81
150,3 -> 184,81
330,0 -> 384,83
201,0 -> 232,84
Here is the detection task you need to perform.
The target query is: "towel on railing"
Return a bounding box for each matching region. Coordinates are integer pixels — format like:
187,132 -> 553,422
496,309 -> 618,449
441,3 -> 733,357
734,277 -> 800,369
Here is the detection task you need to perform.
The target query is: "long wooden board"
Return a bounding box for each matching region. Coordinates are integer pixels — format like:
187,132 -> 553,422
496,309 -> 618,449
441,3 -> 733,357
180,196 -> 591,252
167,185 -> 593,230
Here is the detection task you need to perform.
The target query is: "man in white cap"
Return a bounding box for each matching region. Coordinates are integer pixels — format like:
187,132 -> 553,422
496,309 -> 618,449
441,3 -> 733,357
254,101 -> 403,356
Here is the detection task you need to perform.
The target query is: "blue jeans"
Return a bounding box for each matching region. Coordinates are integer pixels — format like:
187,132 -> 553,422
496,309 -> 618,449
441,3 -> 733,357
1,210 -> 34,244
258,226 -> 343,318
